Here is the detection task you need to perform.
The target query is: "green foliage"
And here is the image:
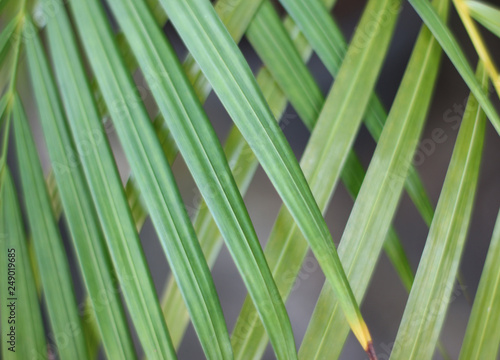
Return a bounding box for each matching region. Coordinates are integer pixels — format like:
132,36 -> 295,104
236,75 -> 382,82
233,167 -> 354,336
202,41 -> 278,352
0,0 -> 499,359
466,1 -> 500,38
390,62 -> 488,359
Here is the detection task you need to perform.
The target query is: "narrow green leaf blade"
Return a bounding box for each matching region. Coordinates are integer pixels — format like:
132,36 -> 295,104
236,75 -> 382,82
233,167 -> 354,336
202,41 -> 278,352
390,63 -> 488,360
231,0 -> 421,356
123,0 -> 265,229
38,2 -> 176,357
300,1 -> 448,357
466,0 -> 500,38
338,150 -> 416,293
245,1 -> 323,129
12,94 -> 88,359
383,229 -> 415,292
61,0 -> 425,354
64,0 -> 237,358
85,0 -> 420,352
24,19 -> 136,358
235,0 -> 403,356
409,0 -> 500,133
161,67 -> 287,349
158,0 -> 374,353
277,0 -> 435,227
459,208 -> 500,360
0,167 -> 46,360
106,0 -> 283,357
0,15 -> 18,64
183,0 -> 265,101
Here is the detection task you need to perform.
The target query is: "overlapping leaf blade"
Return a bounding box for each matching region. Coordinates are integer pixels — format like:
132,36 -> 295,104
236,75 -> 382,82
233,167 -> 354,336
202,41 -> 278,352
230,0 -> 424,356
12,94 -> 88,359
160,67 -> 288,349
239,0 -> 402,355
106,0 -> 297,357
300,1 -> 448,357
390,63 -> 488,360
275,0 -> 435,226
157,0 -> 377,353
0,167 -> 46,360
245,1 -> 323,128
409,0 -> 500,133
40,1 -> 176,357
24,19 -> 135,358
466,0 -> 500,38
79,7 -> 435,350
61,0 -> 255,356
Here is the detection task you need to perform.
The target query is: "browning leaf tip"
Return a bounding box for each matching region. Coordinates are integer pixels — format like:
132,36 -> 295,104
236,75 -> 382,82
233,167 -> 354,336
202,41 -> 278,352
367,341 -> 377,360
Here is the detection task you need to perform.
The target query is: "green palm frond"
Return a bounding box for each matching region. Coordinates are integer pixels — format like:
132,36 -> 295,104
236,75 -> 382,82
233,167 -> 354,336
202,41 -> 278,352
13,93 -> 89,359
0,167 -> 45,359
459,208 -> 500,360
1,0 -> 499,359
466,0 -> 500,38
157,0 -> 375,355
390,62 -> 487,359
24,18 -> 135,358
300,1 -> 448,357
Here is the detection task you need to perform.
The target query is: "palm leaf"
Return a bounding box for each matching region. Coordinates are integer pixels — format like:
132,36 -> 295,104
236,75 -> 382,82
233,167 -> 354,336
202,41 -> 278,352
157,0 -> 376,354
390,62 -> 488,359
63,5 -> 430,352
275,0 -> 435,226
49,0 -> 242,356
300,1 -> 448,357
233,0 -> 404,353
466,0 -> 500,38
0,167 -> 46,360
39,1 -> 177,357
459,208 -> 500,360
161,67 -> 288,348
105,0 -> 298,357
24,18 -> 136,358
230,0 -> 429,356
1,0 -> 499,358
12,93 -> 88,359
409,0 -> 500,133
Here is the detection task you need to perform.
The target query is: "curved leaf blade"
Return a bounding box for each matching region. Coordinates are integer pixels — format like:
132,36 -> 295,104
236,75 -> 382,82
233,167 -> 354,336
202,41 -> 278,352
24,19 -> 136,359
277,0 -> 435,227
12,94 -> 88,359
38,2 -> 176,357
409,0 -> 500,134
459,208 -> 500,360
158,0 -> 374,353
106,0 -> 288,357
390,63 -> 488,360
230,0 -> 422,356
466,0 -> 500,38
0,167 -> 46,360
63,0 -> 243,358
300,1 -> 448,357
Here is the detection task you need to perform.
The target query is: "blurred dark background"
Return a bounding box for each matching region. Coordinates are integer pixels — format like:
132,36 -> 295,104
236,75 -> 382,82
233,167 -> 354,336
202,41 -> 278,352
8,0 -> 500,359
